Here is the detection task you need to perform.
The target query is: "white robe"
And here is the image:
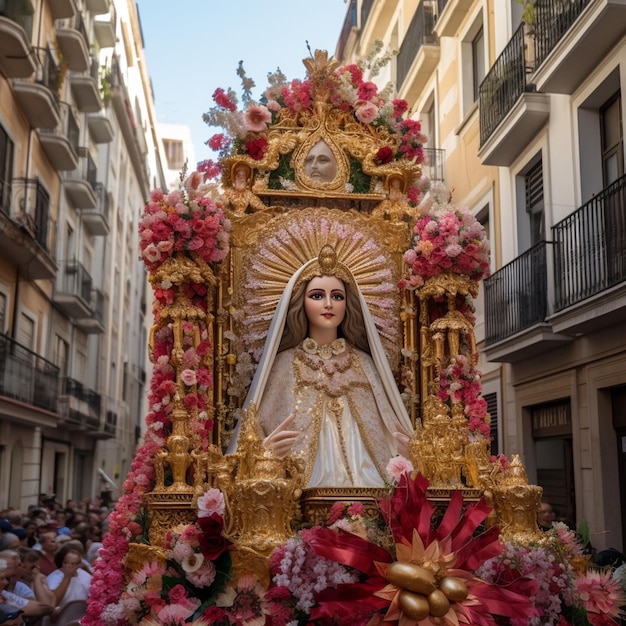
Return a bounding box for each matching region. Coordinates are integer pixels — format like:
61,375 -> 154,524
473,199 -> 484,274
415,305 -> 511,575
256,343 -> 407,487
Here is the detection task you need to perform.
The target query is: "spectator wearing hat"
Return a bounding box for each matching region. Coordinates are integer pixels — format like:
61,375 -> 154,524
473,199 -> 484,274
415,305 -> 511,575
0,606 -> 23,625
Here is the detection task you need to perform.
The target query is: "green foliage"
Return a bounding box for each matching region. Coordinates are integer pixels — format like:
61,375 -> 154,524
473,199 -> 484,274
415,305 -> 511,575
349,157 -> 372,194
516,0 -> 536,24
268,153 -> 295,190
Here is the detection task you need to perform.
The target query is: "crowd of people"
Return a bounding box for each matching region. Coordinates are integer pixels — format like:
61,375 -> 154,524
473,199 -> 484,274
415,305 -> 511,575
0,495 -> 110,626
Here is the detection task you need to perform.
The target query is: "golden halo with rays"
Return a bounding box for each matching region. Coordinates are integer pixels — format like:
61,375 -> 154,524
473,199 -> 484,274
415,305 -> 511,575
235,207 -> 403,370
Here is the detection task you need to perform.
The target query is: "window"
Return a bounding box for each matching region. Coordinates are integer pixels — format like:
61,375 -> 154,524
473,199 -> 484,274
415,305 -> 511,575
525,159 -> 544,246
600,92 -> 623,186
54,335 -> 69,377
460,12 -> 485,116
472,27 -> 486,102
17,312 -> 35,350
163,138 -> 185,171
0,124 -> 14,213
485,392 -> 499,456
0,291 -> 7,333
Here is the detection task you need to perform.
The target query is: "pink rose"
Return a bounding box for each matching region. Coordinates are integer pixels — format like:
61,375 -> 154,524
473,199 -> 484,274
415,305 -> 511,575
354,100 -> 379,124
180,369 -> 197,386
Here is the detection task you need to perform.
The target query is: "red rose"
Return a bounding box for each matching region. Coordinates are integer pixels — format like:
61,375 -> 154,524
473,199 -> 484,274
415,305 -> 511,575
197,513 -> 231,560
374,146 -> 393,164
246,137 -> 268,160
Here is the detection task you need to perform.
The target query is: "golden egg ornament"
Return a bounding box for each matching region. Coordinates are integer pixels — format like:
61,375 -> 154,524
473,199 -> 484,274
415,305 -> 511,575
398,590 -> 430,621
427,589 -> 451,617
439,576 -> 468,602
386,562 -> 437,595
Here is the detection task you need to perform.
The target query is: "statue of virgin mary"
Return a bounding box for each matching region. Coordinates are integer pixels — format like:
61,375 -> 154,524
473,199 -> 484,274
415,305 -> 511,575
227,244 -> 413,488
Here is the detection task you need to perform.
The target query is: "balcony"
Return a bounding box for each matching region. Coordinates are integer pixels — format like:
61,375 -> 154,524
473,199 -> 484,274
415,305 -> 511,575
0,0 -> 36,78
53,259 -> 93,320
104,408 -> 117,438
423,147 -> 445,182
478,24 -> 549,166
532,0 -> 626,95
12,47 -> 60,129
55,12 -> 89,72
86,0 -> 110,14
80,182 -> 110,235
87,110 -> 113,143
0,177 -> 56,279
110,57 -> 149,192
434,0 -> 474,38
93,3 -> 116,48
550,173 -> 626,335
0,332 -> 60,416
64,152 -> 97,208
396,1 -> 440,103
50,0 -> 75,20
76,287 -> 105,333
69,55 -> 102,112
57,377 -> 102,433
484,242 -> 570,362
39,101 -> 79,171
359,0 -> 399,48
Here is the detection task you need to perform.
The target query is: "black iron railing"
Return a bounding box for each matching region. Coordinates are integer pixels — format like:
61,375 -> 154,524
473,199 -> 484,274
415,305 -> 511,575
553,174 -> 626,311
61,377 -> 102,429
0,333 -> 59,413
479,24 -> 528,146
484,241 -> 548,345
31,47 -> 61,96
66,153 -> 97,190
92,182 -> 109,221
56,259 -> 93,303
397,2 -> 439,90
11,177 -> 50,251
534,0 -> 591,69
91,288 -> 105,323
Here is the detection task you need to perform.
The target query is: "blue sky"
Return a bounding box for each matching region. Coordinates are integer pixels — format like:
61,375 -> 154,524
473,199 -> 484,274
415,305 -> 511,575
135,0 -> 348,165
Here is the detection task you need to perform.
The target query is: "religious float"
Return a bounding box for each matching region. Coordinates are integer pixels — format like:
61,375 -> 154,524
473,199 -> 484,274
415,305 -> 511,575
84,51 -> 626,626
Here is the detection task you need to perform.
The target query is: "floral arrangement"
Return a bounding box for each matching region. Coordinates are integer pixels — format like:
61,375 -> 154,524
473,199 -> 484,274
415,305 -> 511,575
199,44 -> 427,197
438,354 -> 491,438
402,185 -> 490,288
87,453 -> 626,625
476,523 -> 626,626
139,169 -> 231,273
84,171 -> 230,626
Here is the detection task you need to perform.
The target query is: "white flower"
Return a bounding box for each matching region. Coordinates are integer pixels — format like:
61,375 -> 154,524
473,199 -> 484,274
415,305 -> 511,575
181,552 -> 204,573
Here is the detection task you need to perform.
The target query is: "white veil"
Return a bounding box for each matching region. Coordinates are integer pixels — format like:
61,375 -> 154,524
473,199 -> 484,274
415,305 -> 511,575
227,253 -> 413,453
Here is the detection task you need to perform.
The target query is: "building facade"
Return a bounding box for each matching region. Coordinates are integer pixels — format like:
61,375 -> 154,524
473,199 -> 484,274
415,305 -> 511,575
337,0 -> 625,552
0,0 -> 166,512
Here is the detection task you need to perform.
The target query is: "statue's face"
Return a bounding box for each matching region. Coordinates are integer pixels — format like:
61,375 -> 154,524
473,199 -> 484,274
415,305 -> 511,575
304,141 -> 337,182
304,275 -> 346,335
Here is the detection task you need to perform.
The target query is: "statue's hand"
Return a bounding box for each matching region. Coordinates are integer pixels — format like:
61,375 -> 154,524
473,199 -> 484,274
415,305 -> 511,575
264,413 -> 300,458
392,426 -> 411,458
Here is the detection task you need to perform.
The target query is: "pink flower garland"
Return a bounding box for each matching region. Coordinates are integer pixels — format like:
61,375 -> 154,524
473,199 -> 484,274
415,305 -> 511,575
404,208 -> 490,283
